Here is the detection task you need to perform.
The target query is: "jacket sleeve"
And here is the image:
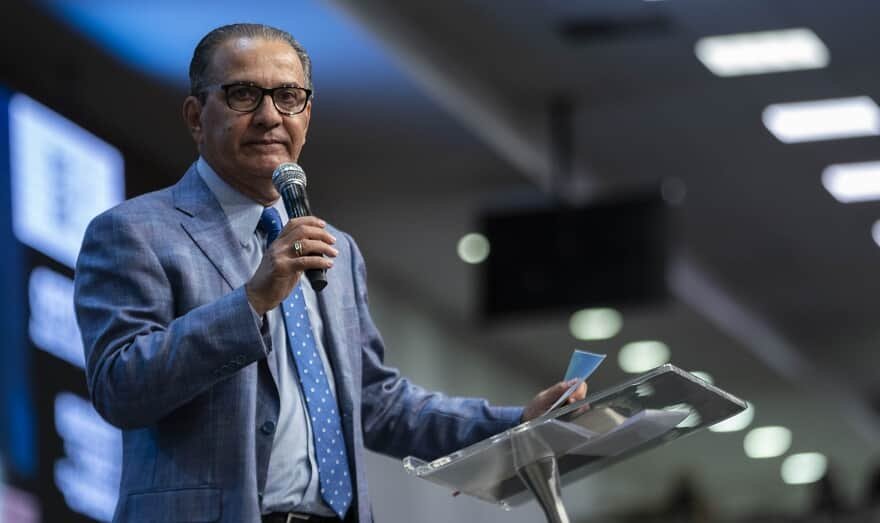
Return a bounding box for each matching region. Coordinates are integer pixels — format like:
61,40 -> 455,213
348,234 -> 523,461
74,210 -> 271,429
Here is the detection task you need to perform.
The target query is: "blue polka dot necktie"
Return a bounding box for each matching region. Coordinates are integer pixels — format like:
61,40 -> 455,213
258,207 -> 353,518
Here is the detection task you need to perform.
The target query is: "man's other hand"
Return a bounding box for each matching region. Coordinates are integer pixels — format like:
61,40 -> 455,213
521,379 -> 588,423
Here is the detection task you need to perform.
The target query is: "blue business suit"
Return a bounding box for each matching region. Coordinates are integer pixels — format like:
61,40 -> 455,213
74,165 -> 521,523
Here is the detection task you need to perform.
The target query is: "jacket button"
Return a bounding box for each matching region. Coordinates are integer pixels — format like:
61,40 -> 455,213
261,420 -> 276,435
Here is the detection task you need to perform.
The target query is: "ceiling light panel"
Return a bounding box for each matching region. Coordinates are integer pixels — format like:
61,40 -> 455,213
618,341 -> 670,374
872,221 -> 880,248
710,401 -> 754,433
762,96 -> 880,143
744,426 -> 792,459
822,161 -> 880,203
695,28 -> 829,77
781,453 -> 828,485
569,308 -> 622,341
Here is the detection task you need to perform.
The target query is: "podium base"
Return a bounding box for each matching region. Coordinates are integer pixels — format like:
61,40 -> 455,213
516,457 -> 570,523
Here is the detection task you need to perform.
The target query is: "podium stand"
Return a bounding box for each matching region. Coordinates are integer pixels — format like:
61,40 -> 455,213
403,365 -> 746,523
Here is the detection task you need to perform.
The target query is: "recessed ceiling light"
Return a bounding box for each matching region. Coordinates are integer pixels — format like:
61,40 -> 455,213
781,452 -> 828,485
695,28 -> 829,77
618,340 -> 670,373
710,401 -> 754,433
762,96 -> 880,143
822,161 -> 880,203
744,426 -> 792,459
569,308 -> 622,341
456,233 -> 490,264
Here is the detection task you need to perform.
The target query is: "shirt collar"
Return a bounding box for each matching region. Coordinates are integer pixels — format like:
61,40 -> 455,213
196,157 -> 287,247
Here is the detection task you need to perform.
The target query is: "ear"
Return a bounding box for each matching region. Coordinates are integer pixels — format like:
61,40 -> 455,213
182,96 -> 204,145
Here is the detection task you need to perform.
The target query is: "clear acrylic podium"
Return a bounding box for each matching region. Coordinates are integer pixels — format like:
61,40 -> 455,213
403,365 -> 747,523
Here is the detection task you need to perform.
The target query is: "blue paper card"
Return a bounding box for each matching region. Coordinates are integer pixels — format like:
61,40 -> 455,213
564,350 -> 606,382
547,350 -> 606,413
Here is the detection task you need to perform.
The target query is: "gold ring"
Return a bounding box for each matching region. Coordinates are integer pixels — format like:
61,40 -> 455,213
293,240 -> 304,257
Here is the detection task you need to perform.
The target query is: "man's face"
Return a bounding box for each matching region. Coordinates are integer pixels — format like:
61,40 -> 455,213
191,37 -> 311,191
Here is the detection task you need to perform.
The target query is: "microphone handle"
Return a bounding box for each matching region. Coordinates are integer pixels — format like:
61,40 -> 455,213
279,183 -> 328,292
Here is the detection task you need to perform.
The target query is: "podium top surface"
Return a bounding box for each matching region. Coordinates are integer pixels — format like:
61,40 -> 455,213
404,365 -> 747,506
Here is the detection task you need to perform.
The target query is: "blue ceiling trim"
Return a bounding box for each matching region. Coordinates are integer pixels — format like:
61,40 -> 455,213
38,0 -> 404,91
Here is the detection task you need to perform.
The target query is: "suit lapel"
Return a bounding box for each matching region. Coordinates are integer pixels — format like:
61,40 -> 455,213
173,165 -> 252,291
174,166 -> 282,391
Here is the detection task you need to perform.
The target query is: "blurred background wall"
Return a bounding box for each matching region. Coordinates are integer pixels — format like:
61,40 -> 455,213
1,0 -> 880,522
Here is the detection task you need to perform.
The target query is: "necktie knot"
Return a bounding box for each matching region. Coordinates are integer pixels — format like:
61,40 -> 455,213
258,207 -> 283,246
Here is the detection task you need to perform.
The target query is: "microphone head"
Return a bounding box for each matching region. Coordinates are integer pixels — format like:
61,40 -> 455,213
272,162 -> 307,192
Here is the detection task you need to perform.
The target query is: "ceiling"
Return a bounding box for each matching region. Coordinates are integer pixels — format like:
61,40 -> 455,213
17,0 -> 880,518
321,0 -> 880,430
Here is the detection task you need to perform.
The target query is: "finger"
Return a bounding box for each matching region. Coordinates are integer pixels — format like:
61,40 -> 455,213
281,224 -> 337,245
290,239 -> 339,258
536,382 -> 565,403
567,382 -> 588,403
284,215 -> 327,229
287,254 -> 334,272
553,379 -> 576,394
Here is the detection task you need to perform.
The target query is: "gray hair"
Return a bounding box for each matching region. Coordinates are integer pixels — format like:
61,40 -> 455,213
189,23 -> 313,98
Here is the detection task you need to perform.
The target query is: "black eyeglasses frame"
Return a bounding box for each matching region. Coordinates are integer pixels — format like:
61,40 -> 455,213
202,82 -> 313,116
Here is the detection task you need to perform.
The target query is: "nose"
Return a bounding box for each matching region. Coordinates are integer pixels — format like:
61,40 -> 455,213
251,93 -> 283,128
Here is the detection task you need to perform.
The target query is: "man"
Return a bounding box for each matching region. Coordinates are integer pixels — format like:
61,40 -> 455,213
75,23 -> 585,523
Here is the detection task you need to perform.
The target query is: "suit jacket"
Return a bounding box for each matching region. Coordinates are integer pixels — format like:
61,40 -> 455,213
74,165 -> 522,523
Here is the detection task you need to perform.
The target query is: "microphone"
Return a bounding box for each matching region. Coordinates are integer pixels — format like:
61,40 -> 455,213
272,162 -> 327,292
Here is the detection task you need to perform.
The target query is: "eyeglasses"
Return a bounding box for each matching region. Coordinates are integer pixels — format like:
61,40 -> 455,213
205,82 -> 312,116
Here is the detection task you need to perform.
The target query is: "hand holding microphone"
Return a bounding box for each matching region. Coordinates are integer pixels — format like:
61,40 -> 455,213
245,163 -> 336,316
272,163 -> 329,292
